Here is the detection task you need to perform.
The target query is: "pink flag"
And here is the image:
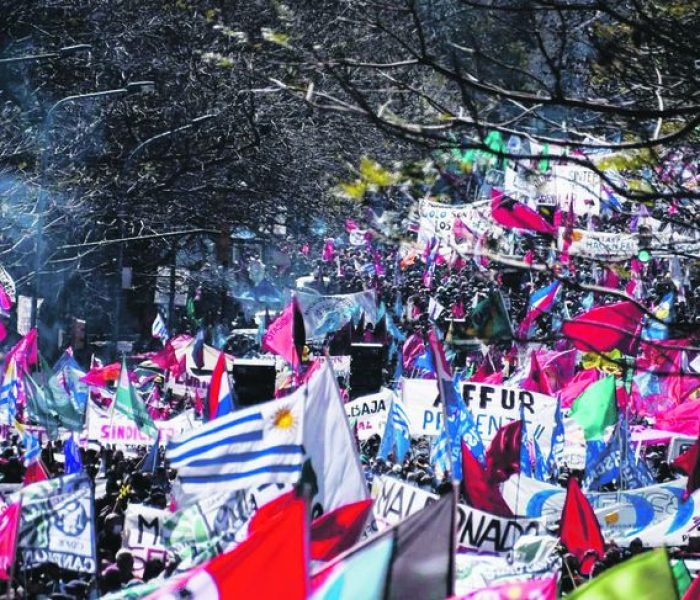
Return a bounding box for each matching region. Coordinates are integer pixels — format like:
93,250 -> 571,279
520,352 -> 552,396
0,502 -> 20,580
0,321 -> 5,344
0,287 -> 11,313
541,349 -> 577,392
9,329 -> 38,374
656,400 -> 700,436
402,333 -> 426,370
454,575 -> 557,600
322,239 -> 335,262
81,362 -> 122,387
485,420 -> 522,485
262,300 -> 302,367
453,217 -> 474,241
561,301 -> 644,355
491,189 -> 556,235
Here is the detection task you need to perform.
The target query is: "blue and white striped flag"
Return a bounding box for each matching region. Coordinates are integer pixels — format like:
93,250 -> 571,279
378,395 -> 411,463
167,394 -> 305,498
22,430 -> 42,466
151,312 -> 169,345
431,427 -> 449,478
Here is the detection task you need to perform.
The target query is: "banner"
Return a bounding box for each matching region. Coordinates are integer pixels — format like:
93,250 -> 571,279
502,475 -> 688,535
558,229 -> 639,259
371,477 -> 543,554
401,379 -> 442,437
17,473 -> 96,573
344,388 -> 392,440
461,381 -> 558,457
86,403 -> 196,446
545,165 -> 601,215
295,290 -> 377,339
417,199 -> 494,249
123,504 -> 169,578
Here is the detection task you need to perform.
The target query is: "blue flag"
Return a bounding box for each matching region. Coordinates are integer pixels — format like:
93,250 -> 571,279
378,396 -> 411,463
141,431 -> 160,474
64,434 -> 82,474
641,291 -> 674,341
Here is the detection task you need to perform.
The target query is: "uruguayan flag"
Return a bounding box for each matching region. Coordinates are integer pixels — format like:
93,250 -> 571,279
167,395 -> 305,498
151,312 -> 169,345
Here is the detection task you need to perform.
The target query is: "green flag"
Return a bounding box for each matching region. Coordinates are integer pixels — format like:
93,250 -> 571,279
469,292 -> 513,341
570,375 -> 618,440
43,355 -> 85,432
672,559 -> 691,597
24,374 -> 60,440
567,548 -> 678,600
114,358 -> 157,438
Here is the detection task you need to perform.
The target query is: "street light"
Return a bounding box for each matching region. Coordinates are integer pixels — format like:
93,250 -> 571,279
31,81 -> 156,329
112,113 -> 217,350
0,44 -> 92,65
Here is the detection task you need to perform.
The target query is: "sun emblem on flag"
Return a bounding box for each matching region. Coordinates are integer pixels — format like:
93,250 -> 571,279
272,406 -> 295,430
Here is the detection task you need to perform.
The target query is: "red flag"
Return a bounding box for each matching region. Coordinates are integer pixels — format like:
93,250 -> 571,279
541,349 -> 577,392
672,441 -> 698,475
150,341 -> 178,371
684,572 -> 700,600
0,321 -> 5,344
402,333 -> 426,370
23,461 -> 48,485
686,427 -> 700,497
561,301 -> 644,355
80,362 -> 122,387
491,189 -> 556,235
485,420 -> 522,485
8,329 -> 38,374
0,502 -> 20,580
520,352 -> 552,395
461,442 -> 513,517
559,477 -> 604,575
150,492 -> 308,599
310,499 -> 373,561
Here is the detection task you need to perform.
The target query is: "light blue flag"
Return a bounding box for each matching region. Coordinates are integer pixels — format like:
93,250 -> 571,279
64,434 -> 82,474
394,293 -> 404,319
641,291 -> 674,341
378,396 -> 411,463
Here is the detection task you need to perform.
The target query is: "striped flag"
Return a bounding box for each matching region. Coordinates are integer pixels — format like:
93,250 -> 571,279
519,281 -> 561,337
0,358 -> 19,422
151,312 -> 169,345
167,394 -> 305,499
378,395 -> 411,462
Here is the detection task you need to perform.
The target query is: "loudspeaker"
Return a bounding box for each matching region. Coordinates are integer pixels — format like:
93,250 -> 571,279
232,360 -> 276,407
350,343 -> 384,399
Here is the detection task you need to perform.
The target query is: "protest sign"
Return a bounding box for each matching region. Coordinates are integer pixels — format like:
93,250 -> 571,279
124,504 -> 169,578
558,229 -> 639,259
400,379 -> 442,437
295,290 -> 378,339
417,199 -> 494,250
502,475 -> 689,534
545,165 -> 601,215
344,388 -> 392,441
460,381 -> 558,457
372,476 -> 543,554
86,403 -> 196,446
17,474 -> 96,574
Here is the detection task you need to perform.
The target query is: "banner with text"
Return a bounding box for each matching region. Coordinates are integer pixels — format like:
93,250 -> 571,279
123,504 -> 169,578
345,388 -> 392,441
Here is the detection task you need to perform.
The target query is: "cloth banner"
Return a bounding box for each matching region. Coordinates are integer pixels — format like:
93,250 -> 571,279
86,403 -> 196,445
544,165 -> 601,215
294,290 -> 378,340
17,473 -> 96,574
344,388 -> 392,441
502,475 -> 688,535
371,476 -> 543,554
417,199 -> 495,250
558,229 -> 638,259
123,504 -> 169,578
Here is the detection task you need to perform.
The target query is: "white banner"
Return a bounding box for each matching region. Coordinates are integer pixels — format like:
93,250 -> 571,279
460,381 -> 558,457
559,229 -> 639,259
124,504 -> 169,578
295,289 -> 377,339
344,388 -> 392,441
417,199 -> 494,250
18,474 -> 96,573
372,477 -> 543,554
401,379 -> 442,437
86,403 -> 197,446
545,165 -> 601,216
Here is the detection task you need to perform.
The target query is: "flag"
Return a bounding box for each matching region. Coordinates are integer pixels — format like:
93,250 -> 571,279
23,461 -> 48,484
559,477 -> 605,575
468,292 -> 513,341
378,395 -> 411,463
562,301 -> 644,355
192,328 -> 206,370
455,575 -> 558,600
63,434 -> 82,475
485,420 -> 522,485
311,531 -> 394,600
462,442 -> 513,517
520,351 -> 553,395
207,352 -> 234,421
80,361 -> 121,387
311,499 -> 374,562
152,492 -> 308,600
519,281 -> 561,337
672,560 -> 692,598
0,358 -> 19,421
641,291 -> 674,341
559,368 -> 601,409
167,393 -> 304,500
18,473 -> 96,573
8,329 -> 37,374
46,355 -> 86,432
685,427 -> 700,497
548,398 -> 565,471
570,375 -> 618,441
0,285 -> 12,313
0,502 -> 20,581
566,548 -> 676,600
114,358 -> 158,438
141,432 -> 160,474
303,362 -> 369,513
262,299 -> 304,368
384,484 -> 455,600
672,441 -> 698,475
491,188 -> 556,234
152,312 -> 169,345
